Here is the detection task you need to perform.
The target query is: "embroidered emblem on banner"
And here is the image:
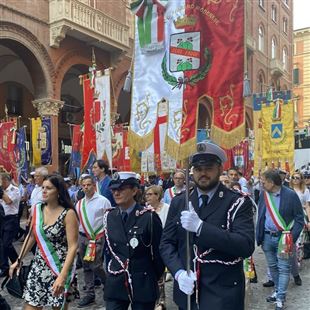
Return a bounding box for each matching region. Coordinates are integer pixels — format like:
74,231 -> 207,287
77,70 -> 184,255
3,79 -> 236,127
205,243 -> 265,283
161,31 -> 212,89
271,124 -> 283,139
170,32 -> 200,72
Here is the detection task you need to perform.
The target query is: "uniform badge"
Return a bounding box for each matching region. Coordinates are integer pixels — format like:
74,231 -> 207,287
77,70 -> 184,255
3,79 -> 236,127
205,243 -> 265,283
129,237 -> 139,249
219,191 -> 223,198
135,210 -> 140,216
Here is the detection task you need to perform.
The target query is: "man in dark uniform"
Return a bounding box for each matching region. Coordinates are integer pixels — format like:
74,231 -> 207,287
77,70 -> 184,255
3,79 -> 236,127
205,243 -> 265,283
104,172 -> 165,310
160,141 -> 255,310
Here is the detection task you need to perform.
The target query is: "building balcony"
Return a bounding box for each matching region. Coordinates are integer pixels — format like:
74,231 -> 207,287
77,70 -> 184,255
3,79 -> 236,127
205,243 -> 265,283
49,0 -> 130,52
270,58 -> 285,77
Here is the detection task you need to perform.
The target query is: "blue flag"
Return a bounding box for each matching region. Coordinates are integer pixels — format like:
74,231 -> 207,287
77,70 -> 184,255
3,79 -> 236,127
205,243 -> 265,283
41,117 -> 52,165
16,126 -> 28,183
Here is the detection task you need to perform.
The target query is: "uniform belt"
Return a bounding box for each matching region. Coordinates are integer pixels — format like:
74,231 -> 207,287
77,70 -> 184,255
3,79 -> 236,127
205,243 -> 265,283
265,231 -> 281,237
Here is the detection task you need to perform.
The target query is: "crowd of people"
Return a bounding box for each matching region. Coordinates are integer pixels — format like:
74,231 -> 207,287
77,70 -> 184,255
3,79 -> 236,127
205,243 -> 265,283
0,142 -> 309,310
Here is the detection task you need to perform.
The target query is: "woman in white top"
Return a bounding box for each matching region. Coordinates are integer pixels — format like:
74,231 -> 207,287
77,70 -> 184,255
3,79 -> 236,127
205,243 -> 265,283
290,171 -> 310,225
289,171 -> 310,283
145,185 -> 169,310
145,185 -> 169,227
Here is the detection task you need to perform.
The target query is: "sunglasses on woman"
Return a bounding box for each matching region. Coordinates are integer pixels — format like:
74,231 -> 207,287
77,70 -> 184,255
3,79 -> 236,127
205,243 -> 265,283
291,176 -> 301,180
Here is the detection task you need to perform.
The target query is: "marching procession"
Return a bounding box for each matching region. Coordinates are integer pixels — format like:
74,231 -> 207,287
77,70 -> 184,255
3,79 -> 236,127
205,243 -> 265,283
1,0 -> 310,310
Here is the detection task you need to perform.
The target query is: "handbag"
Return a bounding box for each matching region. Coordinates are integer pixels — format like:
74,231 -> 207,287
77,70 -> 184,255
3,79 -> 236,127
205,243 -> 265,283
1,265 -> 31,299
1,227 -> 33,298
0,294 -> 11,310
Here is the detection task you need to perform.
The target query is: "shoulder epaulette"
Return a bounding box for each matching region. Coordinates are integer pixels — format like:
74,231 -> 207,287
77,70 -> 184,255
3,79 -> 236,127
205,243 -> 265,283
104,207 -> 115,213
135,206 -> 154,216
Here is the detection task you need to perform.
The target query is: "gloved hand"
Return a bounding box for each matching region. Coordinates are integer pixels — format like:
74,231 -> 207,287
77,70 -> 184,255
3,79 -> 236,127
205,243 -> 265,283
181,202 -> 203,233
177,270 -> 196,295
0,187 -> 3,199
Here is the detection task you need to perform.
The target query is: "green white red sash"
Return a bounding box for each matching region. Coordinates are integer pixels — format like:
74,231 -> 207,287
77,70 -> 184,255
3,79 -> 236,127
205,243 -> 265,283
264,191 -> 294,258
168,186 -> 177,200
33,204 -> 75,307
77,198 -> 104,240
131,0 -> 167,53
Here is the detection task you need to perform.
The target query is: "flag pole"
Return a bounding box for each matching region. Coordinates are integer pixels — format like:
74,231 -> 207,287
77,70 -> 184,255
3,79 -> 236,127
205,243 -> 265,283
185,158 -> 191,310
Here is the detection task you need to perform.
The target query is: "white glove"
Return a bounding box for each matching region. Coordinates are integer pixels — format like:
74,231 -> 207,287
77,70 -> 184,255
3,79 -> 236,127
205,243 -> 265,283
181,202 -> 203,233
177,270 -> 197,295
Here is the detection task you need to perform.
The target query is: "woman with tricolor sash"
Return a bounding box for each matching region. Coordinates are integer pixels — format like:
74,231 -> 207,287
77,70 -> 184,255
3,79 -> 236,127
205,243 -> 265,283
10,174 -> 79,310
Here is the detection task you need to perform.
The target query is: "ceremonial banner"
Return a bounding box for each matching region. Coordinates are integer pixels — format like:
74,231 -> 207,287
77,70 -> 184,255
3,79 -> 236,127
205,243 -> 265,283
253,91 -> 293,173
16,126 -> 28,182
41,117 -> 52,165
130,0 -> 245,160
95,73 -> 112,167
31,117 -> 42,166
141,101 -> 176,172
69,124 -> 83,178
0,121 -> 16,174
112,125 -> 131,171
81,78 -> 96,170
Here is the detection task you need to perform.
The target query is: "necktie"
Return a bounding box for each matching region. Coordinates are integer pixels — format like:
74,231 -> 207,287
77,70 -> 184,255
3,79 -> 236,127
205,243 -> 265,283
200,194 -> 209,208
122,212 -> 128,223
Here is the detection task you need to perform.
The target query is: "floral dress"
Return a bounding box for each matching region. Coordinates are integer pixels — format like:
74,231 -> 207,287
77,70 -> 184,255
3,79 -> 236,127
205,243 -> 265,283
24,208 -> 69,307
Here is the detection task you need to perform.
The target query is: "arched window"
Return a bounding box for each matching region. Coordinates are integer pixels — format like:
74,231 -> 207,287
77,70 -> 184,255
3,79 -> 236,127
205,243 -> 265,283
282,47 -> 288,70
258,73 -> 265,93
259,0 -> 265,8
258,26 -> 264,52
283,17 -> 288,34
271,37 -> 276,59
271,4 -> 277,22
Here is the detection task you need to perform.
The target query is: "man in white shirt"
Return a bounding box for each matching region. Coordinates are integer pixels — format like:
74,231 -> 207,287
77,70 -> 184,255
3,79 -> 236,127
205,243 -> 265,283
76,175 -> 111,308
0,173 -> 21,277
227,167 -> 249,193
30,166 -> 48,212
163,170 -> 186,205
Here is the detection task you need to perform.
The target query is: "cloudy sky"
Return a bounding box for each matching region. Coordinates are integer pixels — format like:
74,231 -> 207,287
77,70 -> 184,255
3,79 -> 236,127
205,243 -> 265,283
294,0 -> 310,30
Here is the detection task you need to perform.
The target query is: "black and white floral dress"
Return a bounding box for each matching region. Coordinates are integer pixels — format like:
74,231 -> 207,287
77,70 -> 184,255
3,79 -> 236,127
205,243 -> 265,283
24,208 -> 69,307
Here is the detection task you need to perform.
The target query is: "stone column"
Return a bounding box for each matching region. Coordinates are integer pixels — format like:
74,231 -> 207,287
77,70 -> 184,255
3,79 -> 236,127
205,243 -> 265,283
32,98 -> 64,172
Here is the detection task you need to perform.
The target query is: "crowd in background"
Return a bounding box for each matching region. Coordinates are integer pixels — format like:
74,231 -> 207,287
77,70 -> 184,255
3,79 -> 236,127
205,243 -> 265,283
0,158 -> 309,310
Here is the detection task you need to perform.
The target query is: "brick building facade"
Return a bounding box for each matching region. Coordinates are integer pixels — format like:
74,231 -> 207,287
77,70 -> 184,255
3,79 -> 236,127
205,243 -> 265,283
293,27 -> 310,129
0,0 -> 133,172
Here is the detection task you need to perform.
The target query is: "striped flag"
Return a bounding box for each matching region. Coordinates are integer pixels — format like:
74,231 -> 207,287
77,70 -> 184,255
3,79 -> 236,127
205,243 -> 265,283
31,117 -> 42,166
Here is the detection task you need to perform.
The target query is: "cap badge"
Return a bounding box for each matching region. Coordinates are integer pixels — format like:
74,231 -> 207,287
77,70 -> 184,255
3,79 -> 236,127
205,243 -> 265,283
112,172 -> 119,181
197,142 -> 206,153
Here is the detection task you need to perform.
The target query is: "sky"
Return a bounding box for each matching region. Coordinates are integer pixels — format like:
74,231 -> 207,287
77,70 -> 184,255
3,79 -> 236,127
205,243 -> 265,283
293,0 -> 310,30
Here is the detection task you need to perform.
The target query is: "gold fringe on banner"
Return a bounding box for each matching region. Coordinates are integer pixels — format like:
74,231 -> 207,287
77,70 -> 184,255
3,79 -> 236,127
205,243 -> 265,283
166,135 -> 197,161
210,123 -> 246,150
128,128 -> 154,153
263,159 -> 294,173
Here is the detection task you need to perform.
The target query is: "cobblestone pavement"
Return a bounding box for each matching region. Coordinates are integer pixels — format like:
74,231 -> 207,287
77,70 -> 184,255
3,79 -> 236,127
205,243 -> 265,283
2,241 -> 310,309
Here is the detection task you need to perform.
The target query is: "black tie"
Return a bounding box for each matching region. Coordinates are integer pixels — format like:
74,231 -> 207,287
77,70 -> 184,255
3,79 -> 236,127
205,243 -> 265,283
122,212 -> 128,223
200,195 -> 209,208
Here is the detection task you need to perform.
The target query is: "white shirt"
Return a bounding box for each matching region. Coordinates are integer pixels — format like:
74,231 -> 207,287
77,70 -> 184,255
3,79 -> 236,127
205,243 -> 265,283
30,185 -> 43,206
238,177 -> 249,193
156,203 -> 170,227
30,185 -> 43,216
295,188 -> 310,206
76,192 -> 111,234
0,184 -> 21,216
